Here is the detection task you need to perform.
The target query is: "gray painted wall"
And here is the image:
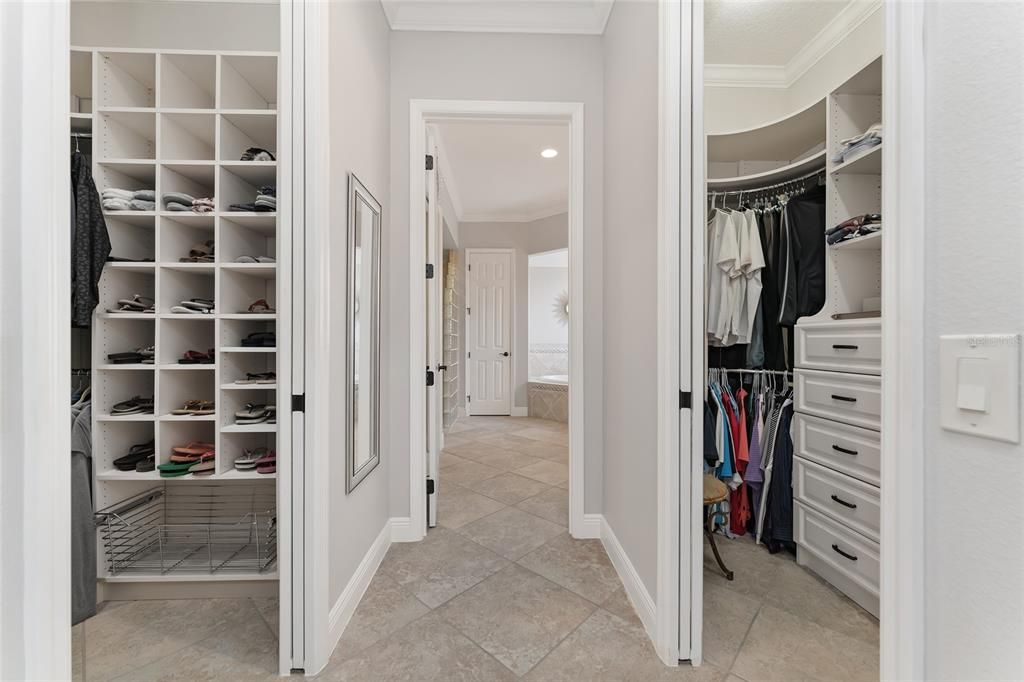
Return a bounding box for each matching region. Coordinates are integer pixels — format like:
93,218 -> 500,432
326,0 -> 391,606
389,32 -> 605,518
601,0 -> 659,598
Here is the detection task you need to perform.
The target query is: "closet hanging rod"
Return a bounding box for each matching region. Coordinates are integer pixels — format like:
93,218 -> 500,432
708,167 -> 825,198
70,133 -> 92,138
71,369 -> 92,375
712,368 -> 793,376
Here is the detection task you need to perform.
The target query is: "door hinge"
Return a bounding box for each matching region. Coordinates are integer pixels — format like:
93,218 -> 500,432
426,478 -> 435,495
466,307 -> 471,316
679,390 -> 692,410
468,263 -> 471,271
467,351 -> 471,359
425,154 -> 434,171
292,394 -> 306,412
426,369 -> 435,387
426,264 -> 435,279
467,395 -> 471,403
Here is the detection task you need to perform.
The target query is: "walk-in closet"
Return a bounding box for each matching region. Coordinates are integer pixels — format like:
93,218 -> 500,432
68,3 -> 284,678
699,2 -> 883,673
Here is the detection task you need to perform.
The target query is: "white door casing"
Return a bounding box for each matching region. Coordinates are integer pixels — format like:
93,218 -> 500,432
425,131 -> 443,527
465,249 -> 514,416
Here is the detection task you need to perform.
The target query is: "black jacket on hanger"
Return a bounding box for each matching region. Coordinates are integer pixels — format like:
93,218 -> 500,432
778,186 -> 826,325
71,152 -> 110,327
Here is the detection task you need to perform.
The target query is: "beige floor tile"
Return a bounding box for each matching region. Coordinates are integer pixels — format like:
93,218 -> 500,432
600,588 -> 644,628
516,459 -> 569,486
82,598 -> 254,681
730,605 -> 879,682
555,478 -> 570,490
318,611 -> 516,682
72,623 -> 85,682
442,458 -> 503,487
724,675 -> 749,682
525,609 -> 725,681
443,439 -> 496,459
472,447 -> 544,472
330,574 -> 430,660
379,527 -> 508,608
109,599 -> 278,682
457,507 -> 566,560
476,432 -> 549,452
517,427 -> 569,446
252,596 -> 279,638
517,533 -> 619,604
763,559 -> 879,646
515,486 -> 569,525
464,472 -> 551,505
438,484 -> 506,529
441,451 -> 472,470
703,536 -> 786,600
701,580 -> 761,670
437,564 -> 596,676
530,443 -> 570,463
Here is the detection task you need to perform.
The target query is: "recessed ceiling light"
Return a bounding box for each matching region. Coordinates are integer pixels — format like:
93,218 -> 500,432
541,148 -> 558,159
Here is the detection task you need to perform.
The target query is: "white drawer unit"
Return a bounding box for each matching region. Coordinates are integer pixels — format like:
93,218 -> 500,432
794,457 -> 880,542
795,501 -> 880,617
795,368 -> 881,431
792,412 -> 881,486
795,319 -> 881,375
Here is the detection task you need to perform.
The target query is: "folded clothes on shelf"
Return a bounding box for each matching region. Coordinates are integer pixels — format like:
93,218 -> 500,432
826,213 -> 882,245
163,192 -> 216,213
832,123 -> 882,164
103,187 -> 157,212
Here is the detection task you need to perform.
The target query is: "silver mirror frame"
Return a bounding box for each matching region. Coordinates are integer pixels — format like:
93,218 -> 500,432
346,173 -> 382,493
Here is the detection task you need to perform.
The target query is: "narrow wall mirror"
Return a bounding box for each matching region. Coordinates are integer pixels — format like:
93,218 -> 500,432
346,174 -> 382,492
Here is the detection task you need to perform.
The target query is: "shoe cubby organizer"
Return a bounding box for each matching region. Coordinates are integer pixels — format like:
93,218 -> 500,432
77,45 -> 280,582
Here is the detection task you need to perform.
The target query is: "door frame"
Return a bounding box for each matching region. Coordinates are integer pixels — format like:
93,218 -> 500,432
408,99 -> 587,539
463,247 -> 516,417
681,1 -> 928,676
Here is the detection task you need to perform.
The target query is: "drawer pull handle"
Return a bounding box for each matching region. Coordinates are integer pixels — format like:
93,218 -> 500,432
832,444 -> 859,456
831,394 -> 857,403
832,344 -> 859,350
831,494 -> 858,509
832,544 -> 858,562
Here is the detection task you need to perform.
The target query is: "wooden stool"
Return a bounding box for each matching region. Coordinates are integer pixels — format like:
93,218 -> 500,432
703,474 -> 734,581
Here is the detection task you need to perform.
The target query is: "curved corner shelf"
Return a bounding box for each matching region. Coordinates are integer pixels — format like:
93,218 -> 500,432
708,150 -> 826,191
830,144 -> 881,176
708,98 -> 826,163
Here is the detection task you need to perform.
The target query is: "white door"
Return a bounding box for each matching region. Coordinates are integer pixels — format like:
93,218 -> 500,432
425,131 -> 444,527
466,249 -> 514,416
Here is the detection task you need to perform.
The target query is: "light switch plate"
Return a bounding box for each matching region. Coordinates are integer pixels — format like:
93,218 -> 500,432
940,334 -> 1021,443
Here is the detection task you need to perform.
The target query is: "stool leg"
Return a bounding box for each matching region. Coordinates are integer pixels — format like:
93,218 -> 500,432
704,505 -> 734,581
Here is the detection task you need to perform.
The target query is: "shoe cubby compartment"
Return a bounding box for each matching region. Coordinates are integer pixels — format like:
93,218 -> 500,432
158,268 -> 215,314
160,164 -> 216,209
218,433 -> 277,477
158,421 -> 216,467
106,215 -> 156,262
95,483 -> 277,577
220,217 -> 276,262
97,52 -> 155,108
97,317 -> 155,368
220,389 -> 277,434
158,317 -> 215,366
98,269 -> 155,315
220,350 -> 276,387
95,163 -> 157,205
220,112 -> 277,161
220,55 -> 277,111
157,368 -> 216,420
220,319 -> 276,349
93,422 -> 157,483
219,166 -> 273,214
70,49 -> 93,114
220,268 -> 275,315
96,369 -> 154,418
96,111 -> 156,160
159,54 -> 216,110
160,113 -> 216,160
159,215 -> 216,264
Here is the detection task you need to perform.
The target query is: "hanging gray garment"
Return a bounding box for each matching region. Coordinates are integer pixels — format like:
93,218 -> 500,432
71,403 -> 97,625
71,152 -> 111,327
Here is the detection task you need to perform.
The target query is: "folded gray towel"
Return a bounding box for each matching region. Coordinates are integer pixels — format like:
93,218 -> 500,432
102,188 -> 134,200
102,198 -> 132,210
130,199 -> 156,211
163,192 -> 196,207
133,189 -> 156,201
166,202 -> 192,211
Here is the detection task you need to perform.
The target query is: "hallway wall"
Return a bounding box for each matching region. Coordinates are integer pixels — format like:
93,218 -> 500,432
601,0 -> 660,599
327,0 -> 392,607
389,32 -> 605,517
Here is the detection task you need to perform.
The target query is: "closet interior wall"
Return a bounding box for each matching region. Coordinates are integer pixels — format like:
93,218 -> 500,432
70,43 -> 281,597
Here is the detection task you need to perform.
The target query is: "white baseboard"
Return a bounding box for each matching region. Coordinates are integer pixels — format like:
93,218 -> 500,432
600,516 -> 657,642
327,521 -> 392,658
511,407 -> 529,417
574,512 -> 602,539
389,516 -> 422,543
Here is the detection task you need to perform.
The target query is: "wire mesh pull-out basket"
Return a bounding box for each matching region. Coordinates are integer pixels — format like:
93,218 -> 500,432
95,482 -> 277,577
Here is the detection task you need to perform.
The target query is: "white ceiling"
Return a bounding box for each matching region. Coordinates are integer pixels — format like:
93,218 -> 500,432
381,0 -> 614,34
434,121 -> 570,223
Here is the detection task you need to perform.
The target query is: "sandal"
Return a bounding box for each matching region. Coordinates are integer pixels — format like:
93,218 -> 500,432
235,372 -> 276,385
234,255 -> 276,263
170,304 -> 213,314
256,451 -> 277,475
172,441 -> 215,456
234,403 -> 269,420
170,399 -> 215,416
108,295 -> 155,314
234,447 -> 268,470
241,332 -> 276,347
178,350 -> 214,365
189,460 -> 216,475
244,299 -> 276,314
170,450 -> 214,463
181,298 -> 214,311
111,395 -> 154,415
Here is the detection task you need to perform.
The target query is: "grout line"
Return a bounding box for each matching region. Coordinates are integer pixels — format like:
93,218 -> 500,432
727,602 -> 763,674
249,596 -> 279,641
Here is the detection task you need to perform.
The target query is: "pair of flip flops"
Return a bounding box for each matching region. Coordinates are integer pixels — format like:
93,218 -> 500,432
241,332 -> 276,348
234,447 -> 276,474
235,372 -> 276,385
170,298 -> 215,315
179,240 -> 215,263
158,459 -> 214,477
170,399 -> 215,416
243,299 -> 276,314
235,403 -> 276,425
234,255 -> 275,263
112,440 -> 155,471
178,349 -> 214,364
108,346 -> 155,364
108,294 -> 155,314
111,395 -> 154,415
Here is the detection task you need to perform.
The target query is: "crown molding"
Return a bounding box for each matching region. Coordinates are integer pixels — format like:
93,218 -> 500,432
461,204 -> 568,224
705,0 -> 881,89
380,0 -> 614,35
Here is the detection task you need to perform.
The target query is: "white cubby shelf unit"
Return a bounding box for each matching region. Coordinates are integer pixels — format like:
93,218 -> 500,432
74,47 -> 280,582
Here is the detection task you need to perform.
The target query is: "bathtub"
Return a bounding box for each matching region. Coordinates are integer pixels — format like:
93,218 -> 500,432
528,375 -> 569,422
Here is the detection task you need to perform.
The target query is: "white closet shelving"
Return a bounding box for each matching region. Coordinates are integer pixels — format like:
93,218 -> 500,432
442,252 -> 461,430
74,46 -> 280,582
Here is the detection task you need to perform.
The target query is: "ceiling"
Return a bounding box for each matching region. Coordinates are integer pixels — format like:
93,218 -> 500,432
704,0 -> 880,87
380,0 -> 614,34
434,121 -> 570,223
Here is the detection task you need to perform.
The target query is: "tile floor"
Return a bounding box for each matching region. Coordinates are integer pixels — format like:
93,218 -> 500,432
72,415 -> 879,681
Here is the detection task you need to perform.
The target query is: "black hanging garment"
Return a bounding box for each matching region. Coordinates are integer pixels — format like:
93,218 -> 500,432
71,152 -> 110,327
778,186 -> 826,325
763,401 -> 796,551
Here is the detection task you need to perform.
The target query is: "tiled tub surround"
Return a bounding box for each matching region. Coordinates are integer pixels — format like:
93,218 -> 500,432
529,376 -> 568,422
528,342 -> 568,378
